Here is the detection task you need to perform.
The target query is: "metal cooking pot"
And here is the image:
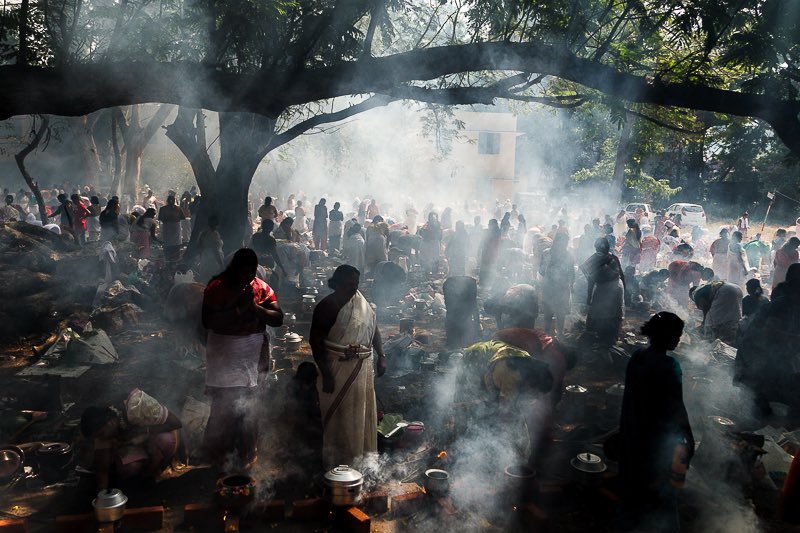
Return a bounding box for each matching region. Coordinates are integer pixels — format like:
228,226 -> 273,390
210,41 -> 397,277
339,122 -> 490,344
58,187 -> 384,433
323,465 -> 363,506
36,442 -> 73,483
284,333 -> 302,352
0,446 -> 24,485
216,474 -> 255,513
503,464 -> 536,502
93,488 -> 128,522
424,469 -> 449,496
570,452 -> 607,487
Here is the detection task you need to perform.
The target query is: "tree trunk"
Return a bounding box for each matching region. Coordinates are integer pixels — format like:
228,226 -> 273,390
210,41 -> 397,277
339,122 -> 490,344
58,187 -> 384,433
71,115 -> 102,187
17,0 -> 29,65
684,111 -> 709,201
685,136 -> 704,200
123,145 -> 144,203
611,116 -> 633,199
110,113 -> 122,194
14,115 -> 50,223
166,109 -> 275,257
112,104 -> 174,204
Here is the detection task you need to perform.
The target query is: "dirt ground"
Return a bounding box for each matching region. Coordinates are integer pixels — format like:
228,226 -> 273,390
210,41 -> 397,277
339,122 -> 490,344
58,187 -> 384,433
1,261 -> 799,532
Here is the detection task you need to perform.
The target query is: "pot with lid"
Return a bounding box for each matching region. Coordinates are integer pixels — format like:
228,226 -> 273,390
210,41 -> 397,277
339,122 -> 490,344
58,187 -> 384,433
284,332 -> 302,352
323,465 -> 364,506
570,452 -> 607,487
93,488 -> 128,522
36,441 -> 73,483
302,295 -> 317,314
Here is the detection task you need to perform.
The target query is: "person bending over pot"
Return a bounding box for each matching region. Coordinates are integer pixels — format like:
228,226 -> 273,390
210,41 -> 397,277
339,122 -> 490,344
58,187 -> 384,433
80,389 -> 182,490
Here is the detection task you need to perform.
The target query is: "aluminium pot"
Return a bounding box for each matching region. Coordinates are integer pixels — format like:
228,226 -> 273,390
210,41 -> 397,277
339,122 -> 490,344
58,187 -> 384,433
570,452 -> 607,487
323,465 -> 364,506
93,488 -> 128,522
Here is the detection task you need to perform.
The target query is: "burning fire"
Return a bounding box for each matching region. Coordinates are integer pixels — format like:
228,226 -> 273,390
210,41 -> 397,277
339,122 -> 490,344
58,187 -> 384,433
436,450 -> 448,460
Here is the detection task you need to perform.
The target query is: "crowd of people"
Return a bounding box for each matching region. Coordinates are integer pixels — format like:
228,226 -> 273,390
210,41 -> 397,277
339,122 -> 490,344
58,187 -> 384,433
4,181 -> 800,532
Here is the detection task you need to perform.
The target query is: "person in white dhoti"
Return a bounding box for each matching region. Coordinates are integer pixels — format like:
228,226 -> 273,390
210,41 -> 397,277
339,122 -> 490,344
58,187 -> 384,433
310,265 -> 386,469
727,230 -> 750,288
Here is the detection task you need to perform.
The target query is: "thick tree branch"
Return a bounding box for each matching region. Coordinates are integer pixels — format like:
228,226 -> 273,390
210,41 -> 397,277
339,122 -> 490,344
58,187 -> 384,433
382,84 -> 585,108
0,41 -> 798,153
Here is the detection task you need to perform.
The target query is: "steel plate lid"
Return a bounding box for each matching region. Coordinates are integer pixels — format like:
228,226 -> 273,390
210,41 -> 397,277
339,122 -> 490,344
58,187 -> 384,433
324,465 -> 363,484
94,489 -> 128,508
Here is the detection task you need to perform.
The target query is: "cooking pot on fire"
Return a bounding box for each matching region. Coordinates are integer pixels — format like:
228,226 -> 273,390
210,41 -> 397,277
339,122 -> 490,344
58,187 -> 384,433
424,469 -> 449,496
570,452 -> 607,487
323,465 -> 363,506
93,488 -> 128,522
216,474 -> 256,513
503,464 -> 537,501
36,441 -> 73,483
284,332 -> 302,352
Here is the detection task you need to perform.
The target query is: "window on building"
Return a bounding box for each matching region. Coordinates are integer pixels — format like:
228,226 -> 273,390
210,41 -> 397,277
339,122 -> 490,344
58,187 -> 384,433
478,132 -> 501,155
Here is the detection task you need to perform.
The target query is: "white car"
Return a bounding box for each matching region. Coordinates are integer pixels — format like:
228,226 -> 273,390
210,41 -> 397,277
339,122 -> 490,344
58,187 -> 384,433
624,203 -> 653,224
666,203 -> 706,227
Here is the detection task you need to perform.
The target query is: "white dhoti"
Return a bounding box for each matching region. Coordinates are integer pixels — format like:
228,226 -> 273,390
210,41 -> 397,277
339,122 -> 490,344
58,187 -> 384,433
317,291 -> 377,469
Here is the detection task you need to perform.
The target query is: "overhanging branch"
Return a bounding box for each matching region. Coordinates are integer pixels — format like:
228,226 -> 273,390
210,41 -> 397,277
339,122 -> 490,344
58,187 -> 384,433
0,41 -> 798,154
264,95 -> 394,153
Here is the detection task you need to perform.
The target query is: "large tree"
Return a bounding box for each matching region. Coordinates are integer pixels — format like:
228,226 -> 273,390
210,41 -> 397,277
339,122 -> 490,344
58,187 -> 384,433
0,0 -> 797,244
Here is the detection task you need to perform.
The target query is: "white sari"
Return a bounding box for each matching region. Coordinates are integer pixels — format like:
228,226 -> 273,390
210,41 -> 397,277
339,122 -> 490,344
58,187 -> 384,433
317,291 -> 377,469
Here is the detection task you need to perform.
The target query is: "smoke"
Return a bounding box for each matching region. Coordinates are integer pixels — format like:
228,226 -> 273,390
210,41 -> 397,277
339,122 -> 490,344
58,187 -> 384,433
676,336 -> 764,533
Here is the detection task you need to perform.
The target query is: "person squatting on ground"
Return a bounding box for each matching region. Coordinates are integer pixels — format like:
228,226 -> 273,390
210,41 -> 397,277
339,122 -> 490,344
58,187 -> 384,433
80,389 -> 183,490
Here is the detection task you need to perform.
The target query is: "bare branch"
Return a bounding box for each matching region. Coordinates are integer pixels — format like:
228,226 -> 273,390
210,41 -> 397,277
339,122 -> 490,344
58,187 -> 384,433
624,107 -> 706,135
265,95 -> 394,154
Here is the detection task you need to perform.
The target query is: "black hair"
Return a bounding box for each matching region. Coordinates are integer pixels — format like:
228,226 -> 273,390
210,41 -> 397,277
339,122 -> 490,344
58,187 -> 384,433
701,267 -> 715,281
595,237 -> 610,253
295,361 -> 318,382
787,263 -> 800,284
212,248 -> 258,283
347,223 -> 362,237
80,406 -> 116,437
745,278 -> 763,296
640,312 -> 684,349
328,264 -> 360,289
207,215 -> 220,229
136,207 -> 156,227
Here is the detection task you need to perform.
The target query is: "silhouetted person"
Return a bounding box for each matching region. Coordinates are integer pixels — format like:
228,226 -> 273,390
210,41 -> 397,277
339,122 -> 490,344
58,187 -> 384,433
619,312 -> 693,533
